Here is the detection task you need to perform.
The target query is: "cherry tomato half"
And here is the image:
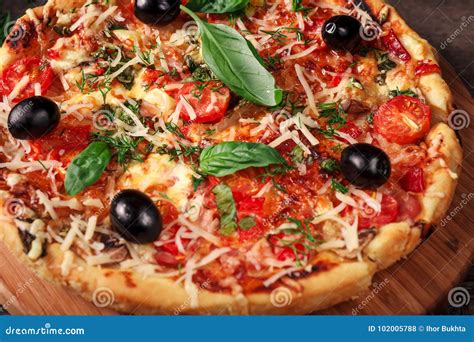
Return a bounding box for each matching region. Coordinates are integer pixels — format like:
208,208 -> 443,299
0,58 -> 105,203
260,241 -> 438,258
0,57 -> 54,101
373,95 -> 431,145
176,81 -> 230,123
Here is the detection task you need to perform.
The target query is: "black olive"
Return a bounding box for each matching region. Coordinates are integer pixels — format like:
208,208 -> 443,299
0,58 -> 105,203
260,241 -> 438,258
8,96 -> 60,140
322,15 -> 362,52
340,143 -> 391,189
134,0 -> 181,26
110,190 -> 163,244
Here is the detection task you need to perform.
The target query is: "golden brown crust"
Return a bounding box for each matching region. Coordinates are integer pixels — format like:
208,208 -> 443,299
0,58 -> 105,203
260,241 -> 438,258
0,0 -> 463,315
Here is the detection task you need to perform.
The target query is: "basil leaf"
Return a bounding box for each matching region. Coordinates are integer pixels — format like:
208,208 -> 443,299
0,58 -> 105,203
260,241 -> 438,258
186,0 -> 249,13
200,142 -> 287,177
180,6 -> 282,107
212,183 -> 237,236
65,142 -> 112,196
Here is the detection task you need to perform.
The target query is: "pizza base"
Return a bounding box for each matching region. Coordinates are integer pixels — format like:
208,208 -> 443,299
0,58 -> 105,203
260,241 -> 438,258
0,0 -> 463,314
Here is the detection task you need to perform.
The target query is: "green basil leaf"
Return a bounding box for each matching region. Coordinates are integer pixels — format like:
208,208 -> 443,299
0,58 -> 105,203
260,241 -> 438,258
65,142 -> 112,196
212,183 -> 237,236
180,6 -> 282,107
186,0 -> 249,13
200,142 -> 287,177
239,215 -> 256,230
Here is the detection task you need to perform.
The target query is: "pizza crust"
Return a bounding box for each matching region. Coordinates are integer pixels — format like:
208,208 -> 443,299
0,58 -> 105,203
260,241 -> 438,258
0,0 -> 463,315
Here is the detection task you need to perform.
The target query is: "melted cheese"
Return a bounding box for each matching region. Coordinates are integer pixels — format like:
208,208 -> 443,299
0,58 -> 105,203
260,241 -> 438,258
118,154 -> 194,211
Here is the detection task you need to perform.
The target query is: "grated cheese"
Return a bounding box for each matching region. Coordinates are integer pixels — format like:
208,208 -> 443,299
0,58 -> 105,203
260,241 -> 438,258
36,190 -> 58,220
8,76 -> 30,101
295,64 -> 318,115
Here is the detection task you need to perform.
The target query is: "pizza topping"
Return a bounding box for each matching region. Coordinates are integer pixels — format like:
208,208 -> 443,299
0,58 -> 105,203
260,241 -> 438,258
322,15 -> 362,52
399,167 -> 425,193
358,194 -> 399,229
415,60 -> 440,77
181,5 -> 282,107
65,142 -> 112,196
134,0 -> 181,26
212,183 -> 238,236
8,96 -> 60,140
0,57 -> 54,102
199,142 -> 288,177
373,95 -> 431,145
110,189 -> 163,244
381,29 -> 411,62
176,81 -> 230,123
340,143 -> 391,189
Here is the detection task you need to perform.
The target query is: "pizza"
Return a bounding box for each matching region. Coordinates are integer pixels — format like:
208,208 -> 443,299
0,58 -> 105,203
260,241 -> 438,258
0,0 -> 463,315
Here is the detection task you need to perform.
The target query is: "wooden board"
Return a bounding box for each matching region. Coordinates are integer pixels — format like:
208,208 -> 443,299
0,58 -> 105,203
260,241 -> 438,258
0,58 -> 473,315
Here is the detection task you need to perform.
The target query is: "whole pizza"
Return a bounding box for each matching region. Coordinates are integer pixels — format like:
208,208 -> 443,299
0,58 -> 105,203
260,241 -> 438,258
0,0 -> 463,314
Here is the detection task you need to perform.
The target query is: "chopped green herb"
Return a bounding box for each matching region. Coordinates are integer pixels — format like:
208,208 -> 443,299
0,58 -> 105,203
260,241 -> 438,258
331,179 -> 349,194
388,88 -> 418,98
290,146 -> 304,164
320,159 -> 339,173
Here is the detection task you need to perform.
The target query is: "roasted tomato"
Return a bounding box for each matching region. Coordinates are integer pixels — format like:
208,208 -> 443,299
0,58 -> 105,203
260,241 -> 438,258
176,81 -> 231,123
415,60 -> 440,77
0,57 -> 54,101
373,96 -> 431,145
359,194 -> 400,229
381,29 -> 411,62
30,124 -> 91,162
400,167 -> 425,193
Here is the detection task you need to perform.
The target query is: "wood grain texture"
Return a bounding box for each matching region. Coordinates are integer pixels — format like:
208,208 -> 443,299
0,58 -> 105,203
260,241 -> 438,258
0,58 -> 472,315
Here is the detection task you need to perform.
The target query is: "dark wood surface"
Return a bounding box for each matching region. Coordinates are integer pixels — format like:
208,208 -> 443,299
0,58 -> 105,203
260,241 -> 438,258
0,0 -> 472,315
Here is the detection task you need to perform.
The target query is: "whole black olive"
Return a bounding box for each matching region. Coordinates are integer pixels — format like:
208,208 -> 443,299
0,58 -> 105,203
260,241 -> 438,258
134,0 -> 181,26
110,190 -> 163,244
340,143 -> 391,188
8,96 -> 60,140
322,15 -> 362,52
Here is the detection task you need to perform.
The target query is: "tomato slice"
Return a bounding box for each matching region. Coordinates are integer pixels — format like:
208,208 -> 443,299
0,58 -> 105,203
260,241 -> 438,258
373,96 -> 431,145
176,81 -> 230,123
415,60 -> 440,77
0,57 -> 54,101
400,167 -> 425,193
381,29 -> 411,62
30,124 -> 91,162
359,194 -> 399,229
